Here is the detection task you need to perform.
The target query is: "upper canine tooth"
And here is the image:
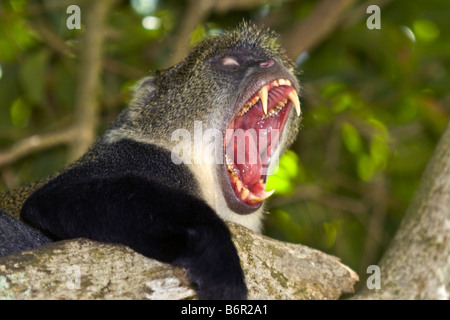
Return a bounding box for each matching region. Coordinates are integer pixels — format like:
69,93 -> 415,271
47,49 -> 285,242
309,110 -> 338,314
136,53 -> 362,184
259,86 -> 268,115
288,89 -> 301,117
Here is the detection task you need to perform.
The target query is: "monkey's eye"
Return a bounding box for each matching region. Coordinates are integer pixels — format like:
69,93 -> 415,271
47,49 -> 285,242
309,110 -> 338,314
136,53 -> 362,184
220,56 -> 240,67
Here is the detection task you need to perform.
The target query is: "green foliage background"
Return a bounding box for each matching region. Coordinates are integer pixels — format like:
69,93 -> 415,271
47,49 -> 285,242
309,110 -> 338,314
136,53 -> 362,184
0,0 -> 449,289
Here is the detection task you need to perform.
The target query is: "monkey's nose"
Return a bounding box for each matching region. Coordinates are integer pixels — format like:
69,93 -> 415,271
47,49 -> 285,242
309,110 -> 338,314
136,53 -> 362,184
260,60 -> 274,68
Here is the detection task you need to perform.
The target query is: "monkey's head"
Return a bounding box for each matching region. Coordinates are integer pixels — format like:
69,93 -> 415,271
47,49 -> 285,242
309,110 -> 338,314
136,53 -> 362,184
110,22 -> 301,220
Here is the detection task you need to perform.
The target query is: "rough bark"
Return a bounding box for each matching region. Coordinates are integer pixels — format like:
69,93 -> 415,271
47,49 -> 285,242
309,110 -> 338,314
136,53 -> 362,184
0,222 -> 358,300
353,122 -> 450,300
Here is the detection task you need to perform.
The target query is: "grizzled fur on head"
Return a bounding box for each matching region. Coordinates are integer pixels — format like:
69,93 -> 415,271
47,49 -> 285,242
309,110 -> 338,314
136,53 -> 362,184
104,22 -> 298,150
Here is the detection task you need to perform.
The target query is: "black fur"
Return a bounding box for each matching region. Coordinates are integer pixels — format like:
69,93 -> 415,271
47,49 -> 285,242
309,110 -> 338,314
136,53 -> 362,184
20,139 -> 247,299
0,209 -> 52,257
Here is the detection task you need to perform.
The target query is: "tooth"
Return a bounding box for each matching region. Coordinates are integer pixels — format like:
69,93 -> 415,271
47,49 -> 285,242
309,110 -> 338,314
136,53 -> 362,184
278,79 -> 286,86
241,187 -> 249,200
259,86 -> 268,115
246,189 -> 275,203
263,189 -> 275,199
236,180 -> 243,192
246,193 -> 259,202
286,79 -> 292,86
288,89 -> 301,117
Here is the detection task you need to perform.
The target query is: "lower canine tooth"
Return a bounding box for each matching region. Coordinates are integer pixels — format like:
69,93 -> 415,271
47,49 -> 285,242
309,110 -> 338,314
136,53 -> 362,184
246,189 -> 275,203
262,189 -> 275,199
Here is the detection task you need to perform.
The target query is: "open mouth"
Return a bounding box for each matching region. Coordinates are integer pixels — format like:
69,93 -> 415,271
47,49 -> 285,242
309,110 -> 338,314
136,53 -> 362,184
224,78 -> 301,208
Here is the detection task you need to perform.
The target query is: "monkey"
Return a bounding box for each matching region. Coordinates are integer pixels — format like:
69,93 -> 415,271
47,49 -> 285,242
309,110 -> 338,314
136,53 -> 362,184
0,22 -> 301,300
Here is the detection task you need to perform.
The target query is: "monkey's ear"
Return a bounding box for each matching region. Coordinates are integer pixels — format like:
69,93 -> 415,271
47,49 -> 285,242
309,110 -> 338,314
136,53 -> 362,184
130,76 -> 158,107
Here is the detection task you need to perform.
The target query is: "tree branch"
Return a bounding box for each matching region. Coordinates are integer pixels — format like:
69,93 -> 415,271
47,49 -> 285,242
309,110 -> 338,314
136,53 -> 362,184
0,127 -> 78,167
0,1 -> 116,168
282,0 -> 357,59
29,17 -> 75,57
354,121 -> 450,300
67,0 -> 115,161
0,222 -> 358,299
166,0 -> 215,67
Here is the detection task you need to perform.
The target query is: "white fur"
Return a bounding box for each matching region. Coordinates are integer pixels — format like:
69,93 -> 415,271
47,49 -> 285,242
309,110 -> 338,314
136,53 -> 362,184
188,163 -> 264,233
168,129 -> 265,232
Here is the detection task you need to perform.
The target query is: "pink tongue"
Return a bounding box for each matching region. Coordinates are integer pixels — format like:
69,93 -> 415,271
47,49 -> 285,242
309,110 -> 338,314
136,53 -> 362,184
235,133 -> 262,187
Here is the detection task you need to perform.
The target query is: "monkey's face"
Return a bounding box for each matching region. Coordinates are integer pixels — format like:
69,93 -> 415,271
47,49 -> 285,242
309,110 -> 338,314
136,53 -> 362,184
212,52 -> 301,215
173,24 -> 302,215
135,23 -> 302,217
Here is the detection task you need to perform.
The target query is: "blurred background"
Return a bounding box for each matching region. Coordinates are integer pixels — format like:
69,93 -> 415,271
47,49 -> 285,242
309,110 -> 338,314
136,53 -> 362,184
0,0 -> 449,291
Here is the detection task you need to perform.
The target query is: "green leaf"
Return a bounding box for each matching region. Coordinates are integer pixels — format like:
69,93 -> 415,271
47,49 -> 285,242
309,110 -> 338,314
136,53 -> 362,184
357,154 -> 375,181
18,49 -> 50,105
266,150 -> 300,195
321,82 -> 347,98
413,19 -> 440,43
323,221 -> 341,249
10,98 -> 31,127
190,25 -> 208,45
370,136 -> 390,170
332,93 -> 353,113
341,123 -> 363,154
266,175 -> 292,195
